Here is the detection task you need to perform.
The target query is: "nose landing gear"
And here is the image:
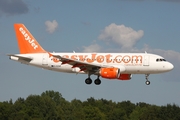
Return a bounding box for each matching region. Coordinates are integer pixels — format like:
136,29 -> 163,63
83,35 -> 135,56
145,74 -> 150,85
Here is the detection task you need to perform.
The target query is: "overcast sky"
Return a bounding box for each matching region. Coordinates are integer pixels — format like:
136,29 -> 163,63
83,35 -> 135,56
0,0 -> 180,106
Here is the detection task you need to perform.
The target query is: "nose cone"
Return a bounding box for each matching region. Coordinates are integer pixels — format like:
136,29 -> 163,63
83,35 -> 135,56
167,62 -> 174,71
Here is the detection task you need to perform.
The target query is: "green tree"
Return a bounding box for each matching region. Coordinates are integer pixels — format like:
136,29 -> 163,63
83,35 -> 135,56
25,94 -> 58,119
70,99 -> 85,120
158,104 -> 180,120
83,105 -> 105,120
107,108 -> 127,120
0,91 -> 180,120
139,106 -> 160,120
11,97 -> 28,120
41,90 -> 64,105
116,100 -> 136,118
0,101 -> 12,120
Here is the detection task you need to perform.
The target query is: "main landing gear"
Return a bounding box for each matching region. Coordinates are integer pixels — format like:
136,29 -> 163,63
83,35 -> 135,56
94,77 -> 101,85
145,74 -> 150,85
85,76 -> 101,85
85,78 -> 92,84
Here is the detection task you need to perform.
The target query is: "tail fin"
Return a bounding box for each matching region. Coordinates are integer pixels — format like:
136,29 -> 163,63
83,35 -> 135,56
14,23 -> 46,54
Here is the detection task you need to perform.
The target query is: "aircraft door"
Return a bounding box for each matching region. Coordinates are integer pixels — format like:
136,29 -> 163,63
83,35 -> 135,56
42,54 -> 48,65
143,55 -> 149,66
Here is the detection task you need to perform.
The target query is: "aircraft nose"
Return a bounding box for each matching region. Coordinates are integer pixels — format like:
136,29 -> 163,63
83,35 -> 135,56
167,62 -> 174,71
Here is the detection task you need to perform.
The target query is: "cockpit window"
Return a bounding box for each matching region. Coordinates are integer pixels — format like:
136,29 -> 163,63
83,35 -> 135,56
156,58 -> 166,62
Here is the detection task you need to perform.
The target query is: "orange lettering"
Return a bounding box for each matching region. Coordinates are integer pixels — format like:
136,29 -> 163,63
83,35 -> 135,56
52,58 -> 60,63
96,55 -> 104,63
114,55 -> 122,63
87,54 -> 97,63
78,55 -> 87,62
132,55 -> 142,63
71,55 -> 77,60
62,54 -> 143,65
123,55 -> 131,63
63,55 -> 69,58
105,54 -> 112,63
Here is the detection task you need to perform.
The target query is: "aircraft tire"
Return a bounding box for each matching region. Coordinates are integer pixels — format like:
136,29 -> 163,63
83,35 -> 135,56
145,81 -> 150,85
94,79 -> 101,85
85,78 -> 92,84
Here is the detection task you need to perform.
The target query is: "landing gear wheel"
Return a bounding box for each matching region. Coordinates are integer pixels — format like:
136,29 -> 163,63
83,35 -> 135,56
145,74 -> 150,85
85,78 -> 92,85
94,79 -> 101,85
145,81 -> 150,85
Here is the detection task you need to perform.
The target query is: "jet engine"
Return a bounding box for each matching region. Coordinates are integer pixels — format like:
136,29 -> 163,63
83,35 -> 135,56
99,68 -> 132,80
99,68 -> 120,79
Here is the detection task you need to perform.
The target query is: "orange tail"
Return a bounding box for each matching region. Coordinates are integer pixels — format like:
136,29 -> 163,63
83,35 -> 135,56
14,23 -> 46,54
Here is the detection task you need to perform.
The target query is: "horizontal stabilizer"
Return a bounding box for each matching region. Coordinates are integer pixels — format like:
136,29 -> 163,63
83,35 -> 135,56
8,54 -> 33,62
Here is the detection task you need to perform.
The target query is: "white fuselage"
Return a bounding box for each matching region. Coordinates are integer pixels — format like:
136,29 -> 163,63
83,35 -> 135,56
11,23 -> 174,85
10,53 -> 174,75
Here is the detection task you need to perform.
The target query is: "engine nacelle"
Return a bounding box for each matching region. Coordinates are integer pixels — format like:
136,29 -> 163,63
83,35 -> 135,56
117,74 -> 132,80
99,68 -> 120,79
99,68 -> 132,80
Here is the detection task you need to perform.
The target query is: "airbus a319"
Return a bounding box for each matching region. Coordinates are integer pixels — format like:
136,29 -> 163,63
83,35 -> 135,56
8,24 -> 174,85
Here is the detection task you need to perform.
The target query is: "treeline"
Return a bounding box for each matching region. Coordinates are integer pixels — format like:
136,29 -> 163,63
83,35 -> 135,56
0,91 -> 180,120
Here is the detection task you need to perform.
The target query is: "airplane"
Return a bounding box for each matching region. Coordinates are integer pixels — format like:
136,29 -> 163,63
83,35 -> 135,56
8,23 -> 174,85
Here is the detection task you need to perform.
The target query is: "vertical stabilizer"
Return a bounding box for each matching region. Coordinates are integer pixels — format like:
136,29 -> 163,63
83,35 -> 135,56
14,24 -> 46,54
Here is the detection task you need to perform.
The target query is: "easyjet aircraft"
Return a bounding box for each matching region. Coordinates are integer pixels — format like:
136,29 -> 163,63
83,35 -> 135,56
8,24 -> 174,85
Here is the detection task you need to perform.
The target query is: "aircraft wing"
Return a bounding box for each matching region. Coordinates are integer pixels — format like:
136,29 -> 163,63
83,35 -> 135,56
51,54 -> 113,73
8,54 -> 33,62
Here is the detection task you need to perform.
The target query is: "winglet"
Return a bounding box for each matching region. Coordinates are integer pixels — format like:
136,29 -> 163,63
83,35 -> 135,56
14,23 -> 46,54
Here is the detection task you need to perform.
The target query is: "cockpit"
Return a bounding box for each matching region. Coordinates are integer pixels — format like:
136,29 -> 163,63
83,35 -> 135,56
156,58 -> 166,62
